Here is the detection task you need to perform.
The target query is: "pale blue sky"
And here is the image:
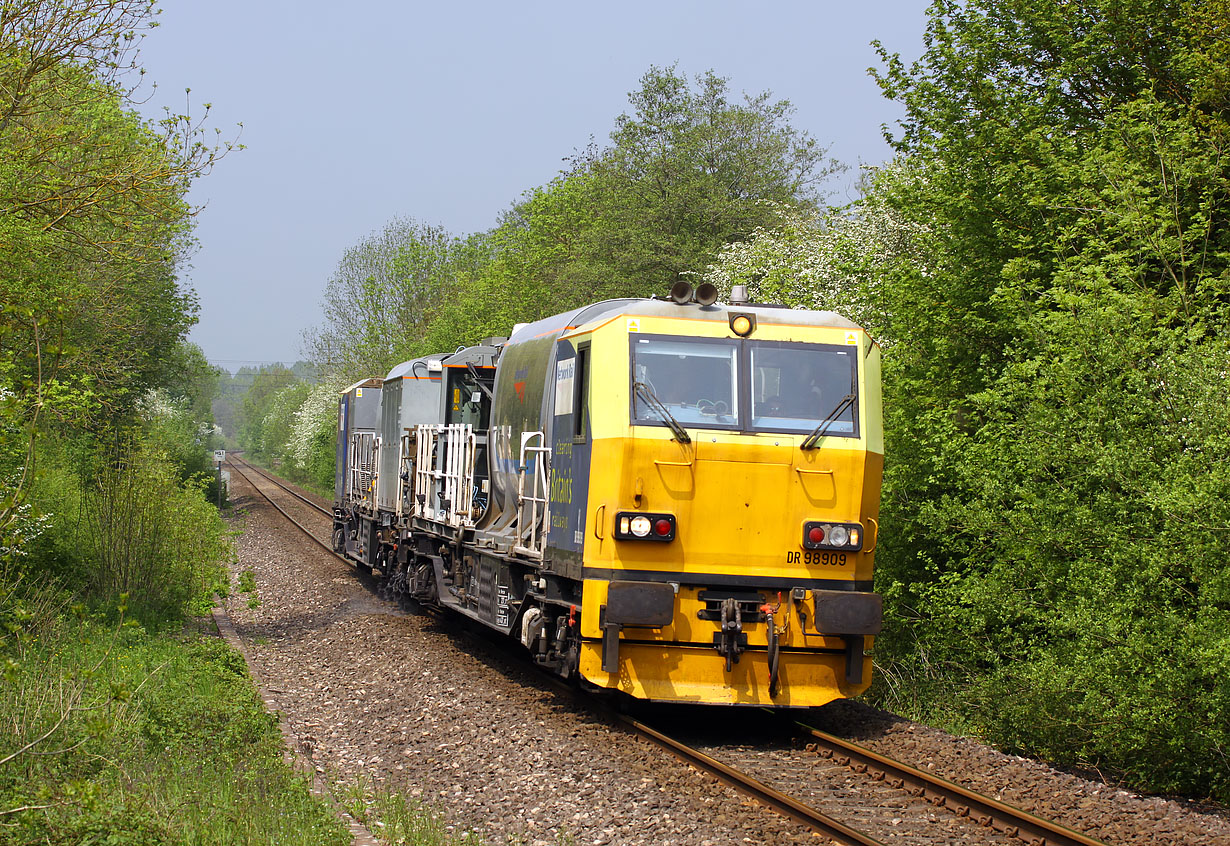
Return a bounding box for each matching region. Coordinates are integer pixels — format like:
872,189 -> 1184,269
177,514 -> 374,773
137,1 -> 928,371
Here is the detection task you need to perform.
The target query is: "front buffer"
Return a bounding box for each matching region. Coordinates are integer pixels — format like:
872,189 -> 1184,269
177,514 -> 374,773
577,578 -> 882,708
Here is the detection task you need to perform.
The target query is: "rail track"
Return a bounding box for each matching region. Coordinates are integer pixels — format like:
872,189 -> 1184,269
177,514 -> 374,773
226,455 -> 1111,846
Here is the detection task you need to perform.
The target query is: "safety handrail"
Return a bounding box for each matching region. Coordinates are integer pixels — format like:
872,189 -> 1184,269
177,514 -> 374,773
347,431 -> 379,509
514,431 -> 551,559
412,423 -> 476,528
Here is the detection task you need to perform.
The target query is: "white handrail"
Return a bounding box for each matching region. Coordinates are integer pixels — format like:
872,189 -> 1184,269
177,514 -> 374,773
347,431 -> 379,509
514,431 -> 551,559
412,423 -> 476,528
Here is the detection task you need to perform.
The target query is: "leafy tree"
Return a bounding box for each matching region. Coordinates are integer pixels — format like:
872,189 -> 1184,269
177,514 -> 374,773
0,0 -> 231,555
698,165 -> 930,339
236,365 -> 296,457
578,65 -> 836,294
303,219 -> 490,381
868,0 -> 1230,798
284,380 -> 344,493
405,65 -> 841,355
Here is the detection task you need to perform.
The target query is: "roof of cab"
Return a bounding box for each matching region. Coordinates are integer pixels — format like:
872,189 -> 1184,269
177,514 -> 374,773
505,297 -> 864,346
384,354 -> 448,381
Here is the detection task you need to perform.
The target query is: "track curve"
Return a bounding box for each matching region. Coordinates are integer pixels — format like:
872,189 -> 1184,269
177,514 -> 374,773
226,457 -> 1134,846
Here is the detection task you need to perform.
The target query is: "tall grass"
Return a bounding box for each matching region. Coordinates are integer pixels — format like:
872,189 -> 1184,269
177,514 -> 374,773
0,433 -> 348,844
20,436 -> 230,623
77,443 -> 231,620
0,598 -> 351,845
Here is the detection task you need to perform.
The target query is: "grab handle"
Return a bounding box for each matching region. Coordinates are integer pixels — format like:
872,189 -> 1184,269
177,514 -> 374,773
593,504 -> 606,540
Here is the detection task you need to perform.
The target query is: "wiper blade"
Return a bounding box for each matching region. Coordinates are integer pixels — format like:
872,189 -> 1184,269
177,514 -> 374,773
466,361 -> 494,401
800,393 -> 855,450
633,381 -> 691,443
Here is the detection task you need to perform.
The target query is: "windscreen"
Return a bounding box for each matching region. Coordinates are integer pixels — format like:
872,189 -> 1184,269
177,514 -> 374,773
750,344 -> 858,436
631,337 -> 739,427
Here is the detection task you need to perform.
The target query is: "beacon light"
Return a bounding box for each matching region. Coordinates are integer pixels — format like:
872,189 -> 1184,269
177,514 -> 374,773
729,313 -> 756,337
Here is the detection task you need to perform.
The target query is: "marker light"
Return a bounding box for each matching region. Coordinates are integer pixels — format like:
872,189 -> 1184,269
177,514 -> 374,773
654,518 -> 672,536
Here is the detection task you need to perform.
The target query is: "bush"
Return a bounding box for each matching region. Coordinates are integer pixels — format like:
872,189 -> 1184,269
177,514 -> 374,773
20,436 -> 229,623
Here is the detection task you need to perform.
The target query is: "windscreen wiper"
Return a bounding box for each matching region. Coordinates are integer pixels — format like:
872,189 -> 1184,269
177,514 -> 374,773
632,381 -> 691,443
800,393 -> 856,450
466,361 -> 494,401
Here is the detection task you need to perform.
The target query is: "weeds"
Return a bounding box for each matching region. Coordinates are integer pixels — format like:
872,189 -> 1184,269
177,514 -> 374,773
338,777 -> 487,845
0,600 -> 350,845
236,570 -> 259,608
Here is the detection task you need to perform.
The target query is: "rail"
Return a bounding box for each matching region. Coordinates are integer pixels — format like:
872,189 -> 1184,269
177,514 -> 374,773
227,455 -> 1112,846
792,719 -> 1109,846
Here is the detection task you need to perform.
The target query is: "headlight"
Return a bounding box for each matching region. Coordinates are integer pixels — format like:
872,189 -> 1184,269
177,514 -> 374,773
630,516 -> 651,537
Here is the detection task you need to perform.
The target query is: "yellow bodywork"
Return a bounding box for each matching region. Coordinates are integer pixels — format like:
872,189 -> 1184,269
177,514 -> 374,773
565,311 -> 883,707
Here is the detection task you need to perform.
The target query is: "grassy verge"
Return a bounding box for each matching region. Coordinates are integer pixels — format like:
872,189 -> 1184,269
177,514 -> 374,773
0,602 -> 351,845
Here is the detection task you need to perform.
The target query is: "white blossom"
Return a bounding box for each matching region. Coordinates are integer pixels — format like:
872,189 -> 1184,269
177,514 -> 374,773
698,165 -> 930,345
287,382 -> 343,470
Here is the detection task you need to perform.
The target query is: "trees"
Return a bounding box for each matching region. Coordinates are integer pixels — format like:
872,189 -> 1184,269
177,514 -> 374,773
698,165 -> 929,339
507,65 -> 839,304
867,0 -> 1230,798
302,218 -> 490,381
0,0 -> 233,543
400,66 -> 841,356
0,0 -> 231,602
236,365 -> 297,458
302,66 -> 836,372
581,66 -> 834,295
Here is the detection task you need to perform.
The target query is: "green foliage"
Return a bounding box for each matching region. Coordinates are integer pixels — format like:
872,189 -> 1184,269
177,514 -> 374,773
0,599 -> 349,845
303,219 -> 492,381
338,777 -> 488,846
235,365 -> 298,458
281,380 -> 344,494
0,0 -> 231,558
698,170 -> 928,339
22,434 -> 230,623
577,65 -> 835,294
257,381 -> 310,460
865,0 -> 1230,800
417,66 -> 836,355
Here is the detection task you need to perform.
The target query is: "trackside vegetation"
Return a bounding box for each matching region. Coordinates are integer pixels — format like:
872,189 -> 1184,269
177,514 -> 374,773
0,2 -> 350,842
238,1 -> 1230,804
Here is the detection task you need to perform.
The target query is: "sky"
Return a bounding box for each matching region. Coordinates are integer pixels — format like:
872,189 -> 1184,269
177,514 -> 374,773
135,1 -> 928,373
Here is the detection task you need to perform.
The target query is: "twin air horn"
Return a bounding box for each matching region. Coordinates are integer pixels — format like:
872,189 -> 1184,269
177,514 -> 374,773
669,280 -> 719,306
